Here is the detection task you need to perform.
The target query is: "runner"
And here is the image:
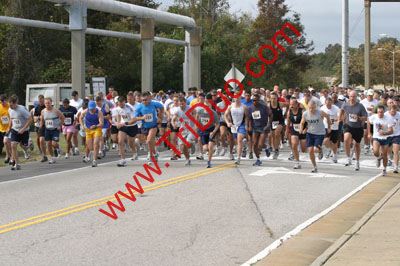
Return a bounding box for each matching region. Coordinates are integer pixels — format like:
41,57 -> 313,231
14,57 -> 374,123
59,98 -> 78,159
225,90 -> 248,165
33,95 -> 48,162
368,105 -> 393,176
241,90 -> 254,159
386,105 -> 400,173
269,92 -> 287,159
248,93 -> 272,166
41,97 -> 65,164
286,97 -> 306,169
339,90 -> 368,171
69,91 -> 83,155
360,89 -> 378,154
0,94 -> 11,163
171,96 -> 197,166
321,97 -> 340,163
217,91 -> 234,159
76,100 -> 89,155
167,95 -> 180,160
195,94 -> 220,168
80,100 -> 104,167
95,96 -> 110,159
8,95 -> 32,170
300,100 -> 331,173
110,99 -> 119,153
116,96 -> 138,167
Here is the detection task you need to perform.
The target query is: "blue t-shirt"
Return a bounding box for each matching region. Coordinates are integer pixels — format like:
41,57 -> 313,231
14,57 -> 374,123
135,101 -> 164,128
186,96 -> 196,105
241,98 -> 253,107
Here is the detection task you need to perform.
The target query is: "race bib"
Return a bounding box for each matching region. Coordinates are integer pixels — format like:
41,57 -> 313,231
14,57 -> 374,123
12,118 -> 21,128
35,121 -> 40,127
144,113 -> 153,123
231,126 -> 238,134
122,115 -> 129,123
252,111 -> 261,120
349,114 -> 358,123
64,117 -> 72,126
272,121 -> 279,130
1,116 -> 9,125
45,120 -> 54,128
293,124 -> 300,132
200,117 -> 210,125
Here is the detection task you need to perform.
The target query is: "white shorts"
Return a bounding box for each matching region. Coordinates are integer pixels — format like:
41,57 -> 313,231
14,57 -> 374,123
102,128 -> 107,137
178,130 -> 196,146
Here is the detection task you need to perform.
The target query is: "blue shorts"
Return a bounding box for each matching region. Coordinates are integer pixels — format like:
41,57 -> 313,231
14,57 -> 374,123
373,138 -> 389,146
306,133 -> 324,149
253,126 -> 269,135
141,126 -> 158,136
45,129 -> 60,142
198,127 -> 215,145
388,135 -> 400,147
232,124 -> 246,139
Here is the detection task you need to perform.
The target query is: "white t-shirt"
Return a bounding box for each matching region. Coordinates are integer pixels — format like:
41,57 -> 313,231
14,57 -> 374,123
70,98 -> 83,110
385,111 -> 400,137
361,98 -> 379,117
110,107 -> 119,126
321,105 -> 340,130
369,113 -> 393,140
119,103 -> 137,126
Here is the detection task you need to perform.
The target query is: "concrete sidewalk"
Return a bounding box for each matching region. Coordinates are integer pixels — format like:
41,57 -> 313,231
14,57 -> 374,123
321,180 -> 400,266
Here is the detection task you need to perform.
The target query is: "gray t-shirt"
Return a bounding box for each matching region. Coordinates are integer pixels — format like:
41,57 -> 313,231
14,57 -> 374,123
9,105 -> 31,132
217,101 -> 228,122
341,102 -> 368,128
304,110 -> 326,135
175,105 -> 194,130
197,107 -> 218,131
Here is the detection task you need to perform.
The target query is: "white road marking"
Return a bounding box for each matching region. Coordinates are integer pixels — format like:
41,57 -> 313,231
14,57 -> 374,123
249,168 -> 348,178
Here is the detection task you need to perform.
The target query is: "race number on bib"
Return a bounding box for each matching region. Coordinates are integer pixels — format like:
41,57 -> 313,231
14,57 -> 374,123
122,115 -> 129,123
252,111 -> 261,120
1,116 -> 9,125
231,126 -> 238,134
272,121 -> 279,130
144,113 -> 153,123
293,124 -> 300,132
200,117 -> 210,125
45,120 -> 54,128
12,119 -> 21,128
349,114 -> 358,123
64,117 -> 72,126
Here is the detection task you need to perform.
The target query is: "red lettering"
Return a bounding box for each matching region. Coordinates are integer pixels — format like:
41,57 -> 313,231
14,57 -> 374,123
182,119 -> 199,138
176,127 -> 191,148
208,92 -> 231,112
136,157 -> 162,182
258,44 -> 278,65
185,103 -> 214,132
270,23 -> 301,52
156,130 -> 181,156
246,58 -> 265,78
224,79 -> 244,99
98,194 -> 125,220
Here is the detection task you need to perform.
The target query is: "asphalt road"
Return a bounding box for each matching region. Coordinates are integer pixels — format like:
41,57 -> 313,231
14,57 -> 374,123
0,145 -> 382,266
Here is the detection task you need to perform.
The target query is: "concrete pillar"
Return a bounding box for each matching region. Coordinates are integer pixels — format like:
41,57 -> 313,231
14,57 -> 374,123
342,0 -> 349,88
183,31 -> 190,92
188,27 -> 201,90
364,0 -> 371,90
141,18 -> 154,93
67,3 -> 87,98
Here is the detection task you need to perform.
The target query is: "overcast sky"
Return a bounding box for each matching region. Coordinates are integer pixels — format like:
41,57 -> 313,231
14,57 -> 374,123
161,0 -> 400,53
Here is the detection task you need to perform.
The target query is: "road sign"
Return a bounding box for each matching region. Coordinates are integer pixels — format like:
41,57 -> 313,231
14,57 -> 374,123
224,64 -> 245,90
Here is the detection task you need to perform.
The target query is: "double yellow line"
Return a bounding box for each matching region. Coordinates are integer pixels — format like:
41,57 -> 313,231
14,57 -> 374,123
0,162 -> 236,235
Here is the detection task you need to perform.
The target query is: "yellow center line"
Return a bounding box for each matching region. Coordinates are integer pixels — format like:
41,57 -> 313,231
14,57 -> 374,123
0,163 -> 236,234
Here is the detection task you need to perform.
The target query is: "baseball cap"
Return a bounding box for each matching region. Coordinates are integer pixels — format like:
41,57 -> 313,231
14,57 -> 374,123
167,89 -> 175,95
367,89 -> 374,96
88,100 -> 96,110
72,91 -> 78,96
338,95 -> 345,101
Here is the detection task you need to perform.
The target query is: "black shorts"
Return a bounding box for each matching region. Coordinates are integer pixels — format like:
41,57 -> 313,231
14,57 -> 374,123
291,131 -> 306,140
34,126 -> 40,133
119,125 -> 138,138
39,126 -> 45,137
198,127 -> 216,145
161,123 -> 168,129
344,124 -> 364,143
142,126 -> 157,136
219,121 -> 231,134
170,124 -> 179,133
325,129 -> 339,144
111,125 -> 119,135
10,129 -> 29,147
271,120 -> 285,131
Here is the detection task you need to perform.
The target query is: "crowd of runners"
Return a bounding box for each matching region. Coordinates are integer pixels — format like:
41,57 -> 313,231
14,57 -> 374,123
1,85 -> 400,176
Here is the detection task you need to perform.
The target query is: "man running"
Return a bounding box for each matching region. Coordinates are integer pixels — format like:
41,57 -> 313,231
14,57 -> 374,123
225,90 -> 248,165
167,95 -> 180,160
361,89 -> 378,154
41,97 -> 65,164
0,94 -> 11,163
116,96 -> 138,167
8,95 -> 32,170
70,90 -> 83,155
269,92 -> 287,159
339,90 -> 368,171
386,105 -> 400,173
300,101 -> 331,173
80,100 -> 104,167
368,105 -> 393,176
321,97 -> 340,163
33,95 -> 48,162
95,96 -> 110,159
286,97 -> 306,169
248,93 -> 272,166
241,90 -> 254,159
59,98 -> 78,159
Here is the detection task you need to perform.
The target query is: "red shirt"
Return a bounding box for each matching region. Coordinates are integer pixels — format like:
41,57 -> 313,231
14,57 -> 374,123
278,97 -> 286,103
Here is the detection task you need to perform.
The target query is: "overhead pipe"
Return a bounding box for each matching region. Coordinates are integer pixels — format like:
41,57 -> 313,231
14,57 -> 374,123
44,0 -> 196,29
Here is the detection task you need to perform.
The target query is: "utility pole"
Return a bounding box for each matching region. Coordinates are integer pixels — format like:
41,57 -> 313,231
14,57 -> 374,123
364,0 -> 371,90
342,0 -> 349,88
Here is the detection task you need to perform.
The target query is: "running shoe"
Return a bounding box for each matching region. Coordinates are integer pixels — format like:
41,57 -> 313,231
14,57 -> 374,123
131,154 -> 138,160
9,159 -> 15,166
332,154 -> 338,164
219,148 -> 226,156
355,161 -> 360,171
388,159 -> 393,167
382,169 -> 387,176
65,153 -> 70,159
185,159 -> 191,166
345,158 -> 352,166
41,156 -> 48,163
24,150 -> 30,160
272,150 -> 279,160
394,166 -> 399,174
311,167 -> 318,173
265,148 -> 271,158
249,152 -> 253,159
171,154 -> 178,160
29,139 -> 34,151
49,158 -> 56,164
235,158 -> 241,165
74,147 -> 80,155
294,163 -> 301,169
117,160 -> 127,167
325,149 -> 331,159
196,154 -> 204,160
98,151 -> 104,159
288,153 -> 294,161
229,153 -> 235,160
242,149 -> 247,158
112,144 -> 117,150
376,158 -> 381,168
36,150 -> 42,155
252,159 -> 262,166
207,161 -> 212,168
83,156 -> 89,163
4,157 -> 10,164
92,160 -> 98,167
58,148 -> 62,158
190,145 -> 195,155
318,150 -> 323,160
11,164 -> 21,170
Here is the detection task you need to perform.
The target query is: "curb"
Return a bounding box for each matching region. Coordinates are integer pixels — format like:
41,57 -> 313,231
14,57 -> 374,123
310,181 -> 400,266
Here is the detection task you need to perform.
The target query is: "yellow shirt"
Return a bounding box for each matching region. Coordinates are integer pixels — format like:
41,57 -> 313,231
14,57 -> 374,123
190,98 -> 199,107
0,103 -> 10,132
